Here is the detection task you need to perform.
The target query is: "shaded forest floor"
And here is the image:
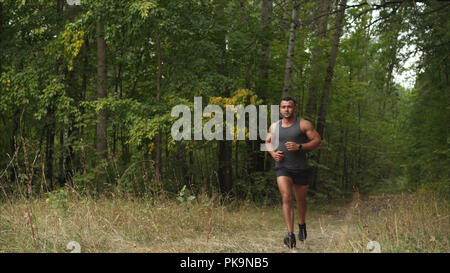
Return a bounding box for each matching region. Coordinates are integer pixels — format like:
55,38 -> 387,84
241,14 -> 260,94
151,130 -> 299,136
0,190 -> 448,253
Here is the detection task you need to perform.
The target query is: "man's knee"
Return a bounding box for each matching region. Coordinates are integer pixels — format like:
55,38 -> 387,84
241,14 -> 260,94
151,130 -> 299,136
281,193 -> 292,204
296,198 -> 307,206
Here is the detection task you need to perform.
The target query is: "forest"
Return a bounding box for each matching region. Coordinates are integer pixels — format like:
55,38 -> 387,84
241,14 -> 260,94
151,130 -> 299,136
0,0 -> 448,253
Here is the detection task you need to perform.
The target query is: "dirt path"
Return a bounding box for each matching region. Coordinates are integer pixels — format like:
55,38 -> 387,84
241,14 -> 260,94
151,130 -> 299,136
131,208 -> 351,253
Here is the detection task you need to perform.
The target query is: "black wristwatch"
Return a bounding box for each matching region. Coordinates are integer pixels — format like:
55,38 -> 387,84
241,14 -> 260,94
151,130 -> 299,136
298,144 -> 302,150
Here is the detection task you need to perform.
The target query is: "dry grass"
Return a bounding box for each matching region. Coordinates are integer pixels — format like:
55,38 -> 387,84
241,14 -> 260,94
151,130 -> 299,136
0,190 -> 448,253
327,191 -> 450,253
0,192 -> 287,253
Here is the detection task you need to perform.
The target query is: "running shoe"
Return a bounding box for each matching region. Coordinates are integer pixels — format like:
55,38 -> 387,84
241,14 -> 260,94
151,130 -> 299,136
298,223 -> 307,241
284,232 -> 296,249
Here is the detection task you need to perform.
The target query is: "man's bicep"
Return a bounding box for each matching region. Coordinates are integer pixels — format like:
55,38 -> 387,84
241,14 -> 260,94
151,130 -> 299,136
306,128 -> 321,142
303,121 -> 320,141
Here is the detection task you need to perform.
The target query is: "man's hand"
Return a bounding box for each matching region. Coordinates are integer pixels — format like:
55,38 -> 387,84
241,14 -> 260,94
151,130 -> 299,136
285,142 -> 300,151
272,151 -> 284,162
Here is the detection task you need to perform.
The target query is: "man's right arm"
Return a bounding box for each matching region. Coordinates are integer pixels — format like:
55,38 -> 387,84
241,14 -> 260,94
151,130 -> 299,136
265,123 -> 276,156
266,123 -> 283,162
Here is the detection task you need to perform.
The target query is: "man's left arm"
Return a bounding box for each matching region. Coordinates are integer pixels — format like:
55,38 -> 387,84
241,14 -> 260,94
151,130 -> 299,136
285,119 -> 322,151
300,119 -> 322,151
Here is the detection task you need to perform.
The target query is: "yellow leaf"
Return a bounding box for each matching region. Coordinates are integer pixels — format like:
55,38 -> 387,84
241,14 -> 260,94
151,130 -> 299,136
148,143 -> 155,154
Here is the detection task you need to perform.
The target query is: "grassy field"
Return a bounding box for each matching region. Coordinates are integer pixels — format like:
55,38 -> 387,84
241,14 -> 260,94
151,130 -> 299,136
0,189 -> 448,253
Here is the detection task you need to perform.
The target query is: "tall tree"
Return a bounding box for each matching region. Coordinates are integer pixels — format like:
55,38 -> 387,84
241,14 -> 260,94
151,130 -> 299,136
282,0 -> 300,98
0,1 -> 2,76
316,0 -> 347,138
96,19 -> 108,192
155,38 -> 163,184
305,0 -> 331,122
258,0 -> 273,100
251,0 -> 274,173
215,0 -> 233,195
311,0 -> 348,190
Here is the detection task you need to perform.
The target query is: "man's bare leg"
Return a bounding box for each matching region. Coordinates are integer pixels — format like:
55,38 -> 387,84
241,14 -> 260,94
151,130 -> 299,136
294,185 -> 308,241
277,176 -> 294,232
294,185 -> 308,225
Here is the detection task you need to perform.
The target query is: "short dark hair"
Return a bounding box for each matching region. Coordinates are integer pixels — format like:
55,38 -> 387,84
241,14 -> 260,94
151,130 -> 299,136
281,96 -> 296,106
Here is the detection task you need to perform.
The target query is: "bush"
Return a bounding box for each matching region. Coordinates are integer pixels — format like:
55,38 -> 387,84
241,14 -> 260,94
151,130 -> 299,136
232,171 -> 278,204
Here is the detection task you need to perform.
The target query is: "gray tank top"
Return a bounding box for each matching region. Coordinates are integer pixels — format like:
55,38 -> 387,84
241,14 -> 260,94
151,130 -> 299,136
274,117 -> 309,170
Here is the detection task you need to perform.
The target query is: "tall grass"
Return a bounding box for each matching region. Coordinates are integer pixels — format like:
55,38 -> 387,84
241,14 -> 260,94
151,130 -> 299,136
334,190 -> 449,253
0,188 -> 448,253
0,189 -> 285,252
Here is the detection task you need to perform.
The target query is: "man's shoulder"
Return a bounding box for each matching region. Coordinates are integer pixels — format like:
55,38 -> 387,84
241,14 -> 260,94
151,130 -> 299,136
299,118 -> 313,131
270,120 -> 281,127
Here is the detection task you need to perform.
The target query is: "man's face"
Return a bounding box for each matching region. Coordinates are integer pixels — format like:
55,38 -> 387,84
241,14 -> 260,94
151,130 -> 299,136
280,100 -> 296,119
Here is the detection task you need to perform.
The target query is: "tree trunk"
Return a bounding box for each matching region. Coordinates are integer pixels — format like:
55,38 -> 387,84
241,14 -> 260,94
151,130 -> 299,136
0,1 -> 2,76
155,39 -> 163,184
282,1 -> 300,98
96,21 -> 108,192
43,0 -> 65,190
57,0 -> 69,188
112,63 -> 122,156
8,109 -> 19,183
316,0 -> 347,138
258,0 -> 273,101
305,0 -> 331,122
45,107 -> 55,190
65,123 -> 74,186
382,9 -> 401,114
214,0 -> 233,195
58,127 -> 65,187
310,0 -> 347,191
247,0 -> 274,173
78,36 -> 89,175
218,141 -> 233,194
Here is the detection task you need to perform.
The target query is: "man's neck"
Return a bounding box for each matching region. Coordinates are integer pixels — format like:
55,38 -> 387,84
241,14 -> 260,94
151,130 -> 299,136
282,116 -> 296,125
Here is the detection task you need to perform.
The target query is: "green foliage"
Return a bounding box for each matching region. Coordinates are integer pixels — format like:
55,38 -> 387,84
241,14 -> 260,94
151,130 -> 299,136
233,171 -> 278,204
177,185 -> 196,203
45,188 -> 68,211
0,69 -> 39,112
129,0 -> 158,18
0,0 -> 447,201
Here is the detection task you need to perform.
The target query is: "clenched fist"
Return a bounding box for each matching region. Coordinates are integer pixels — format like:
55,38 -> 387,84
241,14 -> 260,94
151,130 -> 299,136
272,151 -> 284,162
285,141 -> 300,151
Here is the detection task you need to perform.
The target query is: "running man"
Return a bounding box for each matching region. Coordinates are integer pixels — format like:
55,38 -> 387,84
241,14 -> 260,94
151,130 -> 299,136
265,97 -> 322,249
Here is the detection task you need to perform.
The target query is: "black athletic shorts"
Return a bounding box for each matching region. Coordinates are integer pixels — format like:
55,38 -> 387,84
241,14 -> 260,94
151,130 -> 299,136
275,167 -> 310,186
